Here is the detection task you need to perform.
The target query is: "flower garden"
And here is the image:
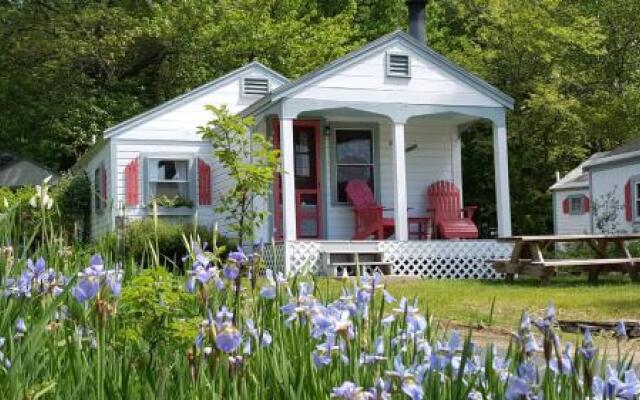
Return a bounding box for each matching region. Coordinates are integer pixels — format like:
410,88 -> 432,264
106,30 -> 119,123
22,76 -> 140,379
0,186 -> 639,399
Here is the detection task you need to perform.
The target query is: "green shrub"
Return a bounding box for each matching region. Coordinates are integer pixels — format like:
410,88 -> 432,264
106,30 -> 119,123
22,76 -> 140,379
122,218 -> 233,267
51,171 -> 91,239
0,185 -> 41,245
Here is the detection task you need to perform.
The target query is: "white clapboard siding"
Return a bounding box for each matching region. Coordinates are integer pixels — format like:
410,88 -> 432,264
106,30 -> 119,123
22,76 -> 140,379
294,43 -> 502,108
590,162 -> 640,233
101,66 -> 286,238
553,189 -> 592,235
324,117 -> 460,240
84,144 -> 112,239
115,142 -> 221,219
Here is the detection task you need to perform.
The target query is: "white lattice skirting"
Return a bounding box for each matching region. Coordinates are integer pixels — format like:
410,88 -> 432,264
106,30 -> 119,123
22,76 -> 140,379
264,240 -> 513,279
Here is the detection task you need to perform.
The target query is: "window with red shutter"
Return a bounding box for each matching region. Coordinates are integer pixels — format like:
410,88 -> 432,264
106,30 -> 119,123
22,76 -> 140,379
564,194 -> 588,215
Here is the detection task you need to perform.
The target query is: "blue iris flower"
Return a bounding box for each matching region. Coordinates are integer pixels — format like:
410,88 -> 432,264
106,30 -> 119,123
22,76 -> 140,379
215,324 -> 242,353
505,377 -> 530,400
223,265 -> 239,281
615,320 -> 627,338
228,247 -> 247,265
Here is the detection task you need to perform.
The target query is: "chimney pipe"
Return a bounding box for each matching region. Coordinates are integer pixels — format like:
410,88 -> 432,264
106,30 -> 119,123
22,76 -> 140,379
406,0 -> 427,44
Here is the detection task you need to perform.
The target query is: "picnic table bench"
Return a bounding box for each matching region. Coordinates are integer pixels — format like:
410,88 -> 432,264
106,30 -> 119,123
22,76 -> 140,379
493,234 -> 640,283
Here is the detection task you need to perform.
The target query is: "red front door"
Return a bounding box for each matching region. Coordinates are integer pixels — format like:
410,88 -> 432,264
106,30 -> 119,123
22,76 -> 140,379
272,119 -> 323,240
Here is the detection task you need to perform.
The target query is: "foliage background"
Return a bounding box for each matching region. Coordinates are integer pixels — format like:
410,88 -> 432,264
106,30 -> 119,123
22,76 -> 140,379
1,0 -> 639,234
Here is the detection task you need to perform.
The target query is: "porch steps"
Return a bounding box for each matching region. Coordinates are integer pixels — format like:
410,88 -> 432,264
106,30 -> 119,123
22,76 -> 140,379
320,251 -> 392,277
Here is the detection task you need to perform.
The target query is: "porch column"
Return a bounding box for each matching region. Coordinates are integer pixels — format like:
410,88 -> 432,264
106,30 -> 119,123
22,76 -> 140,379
492,115 -> 512,237
392,122 -> 409,240
280,117 -> 297,240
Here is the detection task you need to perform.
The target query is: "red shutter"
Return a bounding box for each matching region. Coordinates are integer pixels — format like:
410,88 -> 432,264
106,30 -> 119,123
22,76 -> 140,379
625,180 -> 633,221
582,195 -> 590,213
562,197 -> 570,214
125,158 -> 140,206
198,159 -> 212,206
100,165 -> 107,206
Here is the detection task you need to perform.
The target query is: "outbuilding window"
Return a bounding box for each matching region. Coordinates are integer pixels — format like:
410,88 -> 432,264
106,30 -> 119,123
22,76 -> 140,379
569,196 -> 584,215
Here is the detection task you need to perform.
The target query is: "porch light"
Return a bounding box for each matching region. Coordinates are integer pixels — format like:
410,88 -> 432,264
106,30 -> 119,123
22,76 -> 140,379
324,125 -> 331,137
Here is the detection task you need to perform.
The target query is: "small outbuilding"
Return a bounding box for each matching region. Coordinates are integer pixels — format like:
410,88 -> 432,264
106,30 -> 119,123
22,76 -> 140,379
551,137 -> 640,235
0,151 -> 58,188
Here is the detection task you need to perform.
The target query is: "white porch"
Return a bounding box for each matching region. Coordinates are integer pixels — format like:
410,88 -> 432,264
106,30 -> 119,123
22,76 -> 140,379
263,239 -> 514,279
257,102 -> 512,243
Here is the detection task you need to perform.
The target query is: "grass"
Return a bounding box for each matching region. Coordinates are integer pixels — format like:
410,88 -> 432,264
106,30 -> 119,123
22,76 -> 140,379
320,275 -> 640,329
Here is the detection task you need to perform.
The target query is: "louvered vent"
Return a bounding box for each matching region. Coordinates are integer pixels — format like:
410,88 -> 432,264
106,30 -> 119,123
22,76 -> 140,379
386,53 -> 411,77
243,78 -> 270,95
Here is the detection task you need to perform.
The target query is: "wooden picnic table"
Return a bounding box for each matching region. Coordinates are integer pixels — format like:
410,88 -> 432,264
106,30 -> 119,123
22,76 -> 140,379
493,234 -> 640,283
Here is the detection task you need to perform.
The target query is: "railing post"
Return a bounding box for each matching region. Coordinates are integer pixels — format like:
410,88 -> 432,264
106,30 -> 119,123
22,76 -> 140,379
280,117 -> 297,241
392,122 -> 409,240
493,114 -> 512,237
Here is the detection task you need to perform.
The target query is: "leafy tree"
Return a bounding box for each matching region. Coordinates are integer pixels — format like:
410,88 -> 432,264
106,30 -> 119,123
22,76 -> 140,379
197,105 -> 279,246
2,0 -> 640,235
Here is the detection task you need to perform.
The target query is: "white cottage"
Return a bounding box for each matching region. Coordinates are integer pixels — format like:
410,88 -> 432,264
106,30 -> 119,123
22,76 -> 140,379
75,62 -> 290,239
549,154 -> 602,235
0,151 -> 59,188
551,137 -> 640,235
77,1 -> 517,276
585,137 -> 640,233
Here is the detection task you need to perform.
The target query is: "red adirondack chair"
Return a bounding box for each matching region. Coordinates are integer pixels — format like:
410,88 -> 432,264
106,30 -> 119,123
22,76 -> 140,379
345,179 -> 395,240
426,180 -> 478,239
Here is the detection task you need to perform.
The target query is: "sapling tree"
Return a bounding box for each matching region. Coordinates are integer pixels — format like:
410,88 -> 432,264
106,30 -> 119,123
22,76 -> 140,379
592,187 -> 625,234
198,105 -> 279,247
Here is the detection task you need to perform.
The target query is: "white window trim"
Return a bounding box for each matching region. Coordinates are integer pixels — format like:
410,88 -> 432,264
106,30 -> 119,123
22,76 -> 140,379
331,126 -> 378,205
143,154 -> 196,212
567,194 -> 586,216
386,51 -> 411,78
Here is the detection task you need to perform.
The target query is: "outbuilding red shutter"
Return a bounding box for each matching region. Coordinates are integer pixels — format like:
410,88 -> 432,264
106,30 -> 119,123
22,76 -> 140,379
100,165 -> 107,206
125,158 -> 140,206
562,197 -> 570,214
198,159 -> 212,206
582,195 -> 590,213
625,180 -> 633,221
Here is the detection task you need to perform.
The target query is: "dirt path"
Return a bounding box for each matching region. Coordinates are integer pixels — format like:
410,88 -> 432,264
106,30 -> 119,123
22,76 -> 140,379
443,320 -> 640,362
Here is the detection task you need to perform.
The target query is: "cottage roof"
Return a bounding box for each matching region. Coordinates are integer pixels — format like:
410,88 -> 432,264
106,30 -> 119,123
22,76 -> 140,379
242,30 -> 514,117
583,136 -> 640,170
549,152 -> 606,191
104,61 -> 289,139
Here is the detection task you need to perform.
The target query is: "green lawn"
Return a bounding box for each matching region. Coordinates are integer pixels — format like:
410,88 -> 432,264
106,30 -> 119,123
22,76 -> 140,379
320,276 -> 640,330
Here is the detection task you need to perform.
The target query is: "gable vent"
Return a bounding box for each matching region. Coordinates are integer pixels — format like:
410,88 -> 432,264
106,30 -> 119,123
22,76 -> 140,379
386,53 -> 411,77
242,77 -> 270,95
